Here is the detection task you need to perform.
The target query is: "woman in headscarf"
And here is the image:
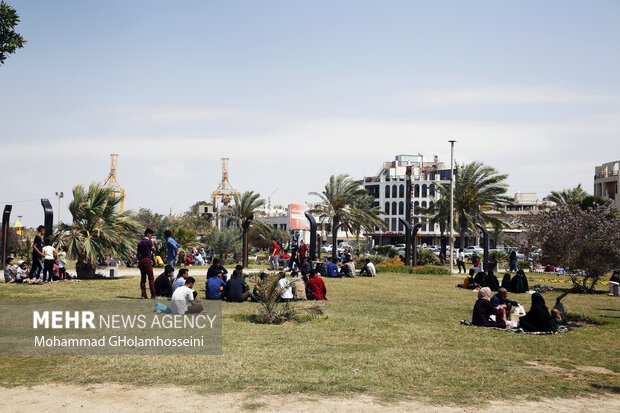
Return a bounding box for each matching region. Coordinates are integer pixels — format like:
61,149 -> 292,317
510,269 -> 529,293
472,287 -> 507,328
518,293 -> 552,332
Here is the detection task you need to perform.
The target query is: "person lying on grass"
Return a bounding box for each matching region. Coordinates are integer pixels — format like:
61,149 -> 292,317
170,276 -> 203,315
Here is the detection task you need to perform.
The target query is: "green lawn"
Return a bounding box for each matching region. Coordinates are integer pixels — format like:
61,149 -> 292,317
0,272 -> 618,405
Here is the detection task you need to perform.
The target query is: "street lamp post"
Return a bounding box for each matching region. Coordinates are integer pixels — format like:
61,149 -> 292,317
55,192 -> 64,226
448,140 -> 456,274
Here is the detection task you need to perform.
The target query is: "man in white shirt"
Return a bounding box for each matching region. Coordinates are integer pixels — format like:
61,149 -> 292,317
170,277 -> 203,315
360,259 -> 376,277
278,272 -> 293,302
457,249 -> 466,273
41,240 -> 57,282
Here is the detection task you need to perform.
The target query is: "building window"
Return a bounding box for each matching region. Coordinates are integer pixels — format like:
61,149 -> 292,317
384,218 -> 389,231
392,185 -> 397,198
422,219 -> 427,232
399,201 -> 404,215
414,185 -> 420,198
399,220 -> 404,232
391,218 -> 397,232
392,202 -> 397,215
429,184 -> 435,197
399,184 -> 404,198
422,184 -> 428,198
421,201 -> 427,208
385,185 -> 390,198
385,202 -> 390,214
414,201 -> 419,213
429,201 -> 434,210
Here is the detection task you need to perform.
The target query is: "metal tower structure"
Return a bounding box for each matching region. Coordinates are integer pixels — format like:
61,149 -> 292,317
103,154 -> 126,212
212,157 -> 237,208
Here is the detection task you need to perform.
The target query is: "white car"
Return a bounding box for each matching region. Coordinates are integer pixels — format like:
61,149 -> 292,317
463,246 -> 484,257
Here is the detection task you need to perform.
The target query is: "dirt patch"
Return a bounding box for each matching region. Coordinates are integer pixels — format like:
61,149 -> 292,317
573,365 -> 617,375
525,360 -> 569,374
0,384 -> 619,413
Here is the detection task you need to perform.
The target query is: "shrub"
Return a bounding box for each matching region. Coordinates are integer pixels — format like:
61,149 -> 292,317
375,265 -> 450,275
489,250 -> 508,262
517,260 -> 530,270
416,248 -> 438,265
374,245 -> 399,257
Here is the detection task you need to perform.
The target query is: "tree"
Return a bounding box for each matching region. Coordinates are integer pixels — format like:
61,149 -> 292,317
0,1 -> 26,65
527,202 -> 620,292
206,228 -> 242,261
416,193 -> 451,254
224,191 -> 269,231
310,174 -> 386,236
436,162 -> 511,250
546,184 -> 588,205
54,183 -> 139,277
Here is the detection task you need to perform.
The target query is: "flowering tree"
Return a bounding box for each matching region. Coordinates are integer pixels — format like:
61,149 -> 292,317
527,202 -> 620,292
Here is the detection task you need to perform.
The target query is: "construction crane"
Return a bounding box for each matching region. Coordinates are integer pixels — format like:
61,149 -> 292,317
103,154 -> 126,212
212,157 -> 238,208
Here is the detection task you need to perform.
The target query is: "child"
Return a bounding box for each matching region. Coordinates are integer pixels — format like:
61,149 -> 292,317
550,308 -> 563,333
41,240 -> 58,283
16,261 -> 32,283
4,257 -> 17,283
57,246 -> 68,280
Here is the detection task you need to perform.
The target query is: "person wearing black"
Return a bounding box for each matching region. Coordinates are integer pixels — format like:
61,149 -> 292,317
483,270 -> 500,292
137,228 -> 157,299
300,258 -> 311,275
509,250 -> 518,272
510,269 -> 529,293
30,225 -> 45,281
518,293 -> 552,332
289,240 -> 298,270
501,272 -> 512,290
473,271 -> 486,287
223,269 -> 250,302
154,265 -> 174,298
207,258 -> 228,279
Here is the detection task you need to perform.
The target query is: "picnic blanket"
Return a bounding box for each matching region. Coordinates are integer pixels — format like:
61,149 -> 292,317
460,320 -> 570,335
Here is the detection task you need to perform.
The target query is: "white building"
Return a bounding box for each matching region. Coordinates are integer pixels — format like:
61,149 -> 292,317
363,154 -> 452,245
594,160 -> 620,211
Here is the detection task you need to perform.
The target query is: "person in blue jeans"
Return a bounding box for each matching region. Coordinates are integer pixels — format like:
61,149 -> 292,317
509,250 -> 518,272
164,229 -> 181,268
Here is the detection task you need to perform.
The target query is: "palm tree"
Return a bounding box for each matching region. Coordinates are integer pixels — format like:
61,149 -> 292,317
54,183 -> 139,277
225,190 -> 271,233
547,184 -> 588,205
310,174 -> 386,238
415,194 -> 450,255
436,162 -> 511,250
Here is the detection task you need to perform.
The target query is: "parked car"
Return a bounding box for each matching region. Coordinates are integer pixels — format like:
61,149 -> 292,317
463,246 -> 484,257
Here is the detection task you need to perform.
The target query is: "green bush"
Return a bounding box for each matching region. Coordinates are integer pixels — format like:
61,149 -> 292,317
375,265 -> 450,275
489,250 -> 508,262
517,260 -> 530,270
374,245 -> 399,257
416,248 -> 438,265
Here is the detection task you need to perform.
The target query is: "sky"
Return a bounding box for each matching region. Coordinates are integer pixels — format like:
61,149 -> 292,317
1,0 -> 619,227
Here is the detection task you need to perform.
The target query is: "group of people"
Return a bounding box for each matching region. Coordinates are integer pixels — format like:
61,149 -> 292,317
460,268 -> 529,294
472,287 -> 563,333
3,225 -> 69,284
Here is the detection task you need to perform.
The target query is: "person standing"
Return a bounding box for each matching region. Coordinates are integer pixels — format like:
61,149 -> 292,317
30,225 -> 45,281
137,228 -> 157,299
164,229 -> 181,269
299,240 -> 308,262
269,239 -> 280,271
457,249 -> 466,273
289,240 -> 299,270
41,240 -> 57,282
57,246 -> 68,280
509,250 -> 518,272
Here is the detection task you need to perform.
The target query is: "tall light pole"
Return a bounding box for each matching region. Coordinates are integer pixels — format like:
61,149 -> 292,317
55,192 -> 64,226
448,140 -> 456,274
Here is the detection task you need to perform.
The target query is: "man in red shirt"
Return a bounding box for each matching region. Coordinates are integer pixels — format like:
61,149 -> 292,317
269,239 -> 280,270
305,269 -> 327,300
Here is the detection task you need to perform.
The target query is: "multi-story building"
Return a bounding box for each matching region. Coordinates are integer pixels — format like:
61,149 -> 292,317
363,154 -> 452,245
594,160 -> 620,211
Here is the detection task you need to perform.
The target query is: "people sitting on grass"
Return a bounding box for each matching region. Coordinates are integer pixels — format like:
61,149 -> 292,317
461,268 -> 480,289
300,258 -> 311,275
501,272 -> 511,289
490,288 -> 519,313
472,287 -> 506,328
4,257 -> 17,283
154,265 -> 174,298
550,308 -> 564,332
473,271 -> 486,287
290,271 -> 306,301
277,272 -> 293,302
509,269 -> 529,293
518,293 -> 552,332
16,261 -> 34,283
170,276 -> 203,315
326,257 -> 340,278
306,269 -> 327,300
224,269 -> 250,302
194,251 -> 205,266
340,256 -> 356,277
172,268 -> 189,294
207,258 -> 228,279
359,259 -> 376,277
206,271 -> 226,300
483,270 -> 500,292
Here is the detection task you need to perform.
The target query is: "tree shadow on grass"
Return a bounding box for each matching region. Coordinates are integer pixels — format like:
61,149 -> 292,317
116,296 -> 150,300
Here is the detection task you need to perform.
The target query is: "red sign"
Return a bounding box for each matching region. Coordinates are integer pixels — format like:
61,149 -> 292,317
289,204 -> 310,230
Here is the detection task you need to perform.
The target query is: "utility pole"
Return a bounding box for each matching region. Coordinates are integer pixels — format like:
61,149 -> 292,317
55,192 -> 64,225
449,140 -> 456,274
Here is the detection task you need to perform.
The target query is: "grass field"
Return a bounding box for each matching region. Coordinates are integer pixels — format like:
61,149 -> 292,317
0,272 -> 618,405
